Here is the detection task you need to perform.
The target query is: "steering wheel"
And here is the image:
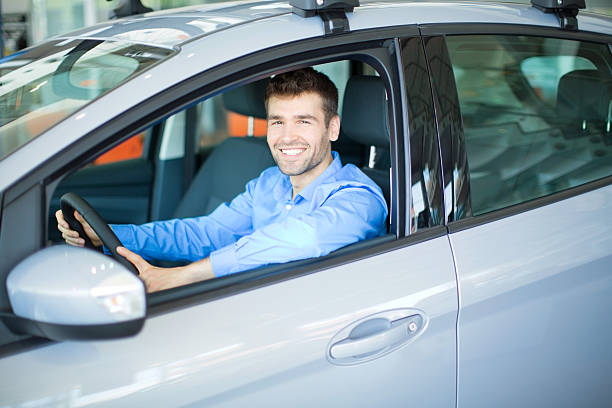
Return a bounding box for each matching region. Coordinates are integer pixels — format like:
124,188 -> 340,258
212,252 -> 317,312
60,192 -> 139,275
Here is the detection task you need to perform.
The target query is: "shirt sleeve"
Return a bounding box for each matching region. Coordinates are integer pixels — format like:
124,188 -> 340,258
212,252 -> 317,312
109,179 -> 258,262
210,185 -> 387,277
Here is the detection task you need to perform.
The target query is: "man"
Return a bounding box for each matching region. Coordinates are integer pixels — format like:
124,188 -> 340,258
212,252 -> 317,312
57,68 -> 388,292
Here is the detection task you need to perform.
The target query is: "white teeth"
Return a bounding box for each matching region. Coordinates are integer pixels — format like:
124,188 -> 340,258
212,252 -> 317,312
281,149 -> 304,156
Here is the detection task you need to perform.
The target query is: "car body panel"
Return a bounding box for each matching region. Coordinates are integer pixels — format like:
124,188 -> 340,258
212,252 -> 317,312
1,237 -> 457,407
452,184 -> 612,407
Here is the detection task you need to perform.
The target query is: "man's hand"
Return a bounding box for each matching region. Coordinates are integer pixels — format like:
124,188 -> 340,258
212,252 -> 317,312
56,209 -> 103,247
117,247 -> 216,293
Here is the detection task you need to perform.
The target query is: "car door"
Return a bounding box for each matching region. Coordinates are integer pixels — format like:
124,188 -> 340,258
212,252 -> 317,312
0,34 -> 458,406
425,27 -> 612,406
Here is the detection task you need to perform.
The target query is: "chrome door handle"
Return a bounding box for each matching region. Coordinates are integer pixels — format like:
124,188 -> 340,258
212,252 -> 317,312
328,311 -> 425,365
330,319 -> 412,359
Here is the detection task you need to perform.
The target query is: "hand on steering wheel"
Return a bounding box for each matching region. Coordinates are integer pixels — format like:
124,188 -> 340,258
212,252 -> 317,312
59,192 -> 139,275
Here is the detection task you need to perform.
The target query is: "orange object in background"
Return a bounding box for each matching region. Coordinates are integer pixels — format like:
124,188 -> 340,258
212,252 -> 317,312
227,112 -> 267,137
94,133 -> 144,164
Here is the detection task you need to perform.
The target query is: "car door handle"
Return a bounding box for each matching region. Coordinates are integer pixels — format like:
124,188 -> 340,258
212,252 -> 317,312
329,314 -> 424,361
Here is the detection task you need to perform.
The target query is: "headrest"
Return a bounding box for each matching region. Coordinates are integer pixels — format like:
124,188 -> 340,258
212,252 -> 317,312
557,69 -> 610,121
222,78 -> 269,119
341,76 -> 390,148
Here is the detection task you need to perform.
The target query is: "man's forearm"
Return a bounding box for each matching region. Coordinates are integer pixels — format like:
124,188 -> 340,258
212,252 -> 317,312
140,257 -> 215,292
184,257 -> 216,283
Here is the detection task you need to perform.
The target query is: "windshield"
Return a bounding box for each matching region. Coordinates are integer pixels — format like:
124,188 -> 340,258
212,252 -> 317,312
0,39 -> 174,160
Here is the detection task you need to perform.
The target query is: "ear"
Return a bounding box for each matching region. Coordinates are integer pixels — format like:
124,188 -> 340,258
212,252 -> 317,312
328,114 -> 340,142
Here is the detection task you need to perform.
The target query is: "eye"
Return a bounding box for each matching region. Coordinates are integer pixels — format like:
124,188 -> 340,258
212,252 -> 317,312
297,120 -> 310,125
270,120 -> 283,126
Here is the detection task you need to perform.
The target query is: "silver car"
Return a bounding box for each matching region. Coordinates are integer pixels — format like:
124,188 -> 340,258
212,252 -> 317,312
0,0 -> 611,406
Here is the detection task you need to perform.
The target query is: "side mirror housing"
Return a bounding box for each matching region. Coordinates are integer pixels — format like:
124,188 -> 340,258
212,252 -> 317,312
4,246 -> 146,341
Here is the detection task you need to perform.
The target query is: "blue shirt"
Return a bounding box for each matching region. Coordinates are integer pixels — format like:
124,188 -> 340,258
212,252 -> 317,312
111,151 -> 388,277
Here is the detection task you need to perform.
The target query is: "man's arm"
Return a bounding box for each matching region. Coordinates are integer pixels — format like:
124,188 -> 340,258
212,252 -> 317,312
111,178 -> 259,262
117,247 -> 214,292
210,186 -> 388,276
124,185 -> 386,292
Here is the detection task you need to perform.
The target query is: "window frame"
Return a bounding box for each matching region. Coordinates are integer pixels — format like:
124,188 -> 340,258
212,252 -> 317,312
422,23 -> 612,233
144,39 -> 410,310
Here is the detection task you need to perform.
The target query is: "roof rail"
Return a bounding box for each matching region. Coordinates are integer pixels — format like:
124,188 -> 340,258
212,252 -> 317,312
531,0 -> 586,31
106,0 -> 153,19
291,0 -> 359,35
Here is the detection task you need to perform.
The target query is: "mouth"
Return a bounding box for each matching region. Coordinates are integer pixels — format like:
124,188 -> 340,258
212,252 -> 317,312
278,146 -> 307,157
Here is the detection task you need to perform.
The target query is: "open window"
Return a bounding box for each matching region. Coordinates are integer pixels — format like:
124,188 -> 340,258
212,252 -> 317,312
45,56 -> 396,297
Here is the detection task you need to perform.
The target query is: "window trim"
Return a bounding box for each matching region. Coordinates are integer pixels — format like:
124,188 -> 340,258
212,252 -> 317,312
422,34 -> 471,224
419,23 -> 612,44
447,176 -> 612,233
397,35 -> 446,233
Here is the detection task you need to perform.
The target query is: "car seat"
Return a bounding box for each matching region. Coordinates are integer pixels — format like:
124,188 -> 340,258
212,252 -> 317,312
172,79 -> 275,218
555,69 -> 612,187
340,75 -> 391,207
557,69 -> 611,140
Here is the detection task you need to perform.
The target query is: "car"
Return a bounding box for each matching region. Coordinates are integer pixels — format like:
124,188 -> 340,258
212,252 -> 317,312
0,0 -> 611,405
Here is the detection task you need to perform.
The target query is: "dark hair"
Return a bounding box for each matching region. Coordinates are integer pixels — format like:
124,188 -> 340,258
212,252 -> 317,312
265,67 -> 338,125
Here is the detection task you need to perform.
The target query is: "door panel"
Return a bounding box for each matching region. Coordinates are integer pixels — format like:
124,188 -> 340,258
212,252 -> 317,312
453,185 -> 612,407
0,237 -> 457,407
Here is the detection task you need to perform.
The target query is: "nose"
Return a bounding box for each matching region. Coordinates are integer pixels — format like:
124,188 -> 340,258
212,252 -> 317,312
277,122 -> 301,143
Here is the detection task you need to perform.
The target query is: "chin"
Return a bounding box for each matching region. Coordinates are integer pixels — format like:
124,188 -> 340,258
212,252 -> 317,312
278,166 -> 305,177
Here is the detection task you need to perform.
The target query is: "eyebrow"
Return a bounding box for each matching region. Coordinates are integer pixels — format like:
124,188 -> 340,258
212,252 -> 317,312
267,114 -> 320,121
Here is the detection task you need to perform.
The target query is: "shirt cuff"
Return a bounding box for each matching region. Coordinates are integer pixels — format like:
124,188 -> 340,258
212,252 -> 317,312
103,224 -> 134,255
209,244 -> 238,277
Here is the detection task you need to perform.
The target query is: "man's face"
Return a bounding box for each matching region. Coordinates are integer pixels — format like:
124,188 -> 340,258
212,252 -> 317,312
266,92 -> 339,182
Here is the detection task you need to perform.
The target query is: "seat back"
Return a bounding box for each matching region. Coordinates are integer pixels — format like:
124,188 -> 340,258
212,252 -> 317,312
173,79 -> 274,218
557,69 -> 612,139
340,75 -> 391,205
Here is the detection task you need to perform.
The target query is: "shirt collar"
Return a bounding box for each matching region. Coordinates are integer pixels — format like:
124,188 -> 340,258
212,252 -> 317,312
295,151 -> 342,202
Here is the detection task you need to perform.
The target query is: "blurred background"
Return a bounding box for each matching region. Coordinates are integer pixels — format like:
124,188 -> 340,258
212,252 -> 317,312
1,0 -> 611,57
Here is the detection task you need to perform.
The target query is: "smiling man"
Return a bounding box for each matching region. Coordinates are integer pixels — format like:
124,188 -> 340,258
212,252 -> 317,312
57,68 -> 388,292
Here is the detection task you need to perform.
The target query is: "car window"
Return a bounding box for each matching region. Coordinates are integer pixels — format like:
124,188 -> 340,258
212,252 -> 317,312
0,39 -> 174,161
521,56 -> 596,106
48,59 -> 392,293
93,131 -> 148,165
447,35 -> 612,215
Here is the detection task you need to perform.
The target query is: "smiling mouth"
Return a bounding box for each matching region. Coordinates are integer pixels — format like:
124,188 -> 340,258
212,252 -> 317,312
279,147 -> 307,156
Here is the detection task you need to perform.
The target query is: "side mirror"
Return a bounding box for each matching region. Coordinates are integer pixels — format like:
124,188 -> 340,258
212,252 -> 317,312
4,246 -> 146,341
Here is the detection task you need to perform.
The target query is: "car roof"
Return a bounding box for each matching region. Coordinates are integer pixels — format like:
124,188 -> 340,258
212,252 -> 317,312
1,0 -> 611,192
55,1 -> 293,48
54,0 -> 612,48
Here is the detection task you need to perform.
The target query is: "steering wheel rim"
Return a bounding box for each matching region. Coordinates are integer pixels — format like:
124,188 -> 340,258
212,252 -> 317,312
60,192 -> 139,275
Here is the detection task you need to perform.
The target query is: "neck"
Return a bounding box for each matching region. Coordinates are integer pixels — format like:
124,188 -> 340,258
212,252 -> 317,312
290,152 -> 334,199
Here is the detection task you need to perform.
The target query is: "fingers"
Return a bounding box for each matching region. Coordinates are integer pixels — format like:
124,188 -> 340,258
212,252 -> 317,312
117,247 -> 157,292
55,209 -> 68,229
56,209 -> 85,247
74,210 -> 102,247
74,210 -> 87,226
116,246 -> 147,274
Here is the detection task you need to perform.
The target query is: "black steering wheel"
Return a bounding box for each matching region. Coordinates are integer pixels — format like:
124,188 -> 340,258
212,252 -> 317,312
60,192 -> 139,275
